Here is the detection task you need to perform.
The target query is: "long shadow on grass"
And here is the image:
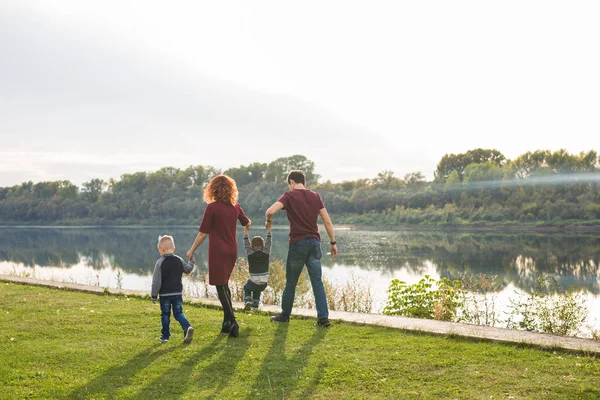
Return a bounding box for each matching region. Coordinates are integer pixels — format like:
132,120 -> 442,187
68,344 -> 177,399
135,330 -> 251,399
245,323 -> 327,399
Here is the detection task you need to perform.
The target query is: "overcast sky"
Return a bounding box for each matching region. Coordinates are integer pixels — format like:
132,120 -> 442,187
1,1 -> 599,186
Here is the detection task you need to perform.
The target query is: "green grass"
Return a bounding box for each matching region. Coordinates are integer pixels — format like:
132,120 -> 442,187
1,283 -> 599,399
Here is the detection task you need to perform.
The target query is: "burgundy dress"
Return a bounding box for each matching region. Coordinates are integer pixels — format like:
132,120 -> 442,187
199,201 -> 249,285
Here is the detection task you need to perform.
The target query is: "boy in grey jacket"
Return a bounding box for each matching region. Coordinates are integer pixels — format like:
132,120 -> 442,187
151,235 -> 195,343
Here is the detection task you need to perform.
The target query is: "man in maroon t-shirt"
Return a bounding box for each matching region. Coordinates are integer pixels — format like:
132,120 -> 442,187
265,170 -> 338,326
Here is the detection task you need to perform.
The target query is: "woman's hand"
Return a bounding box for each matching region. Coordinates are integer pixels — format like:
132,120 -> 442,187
188,232 -> 208,261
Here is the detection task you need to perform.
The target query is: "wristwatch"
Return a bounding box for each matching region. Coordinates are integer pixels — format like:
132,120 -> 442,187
330,241 -> 337,245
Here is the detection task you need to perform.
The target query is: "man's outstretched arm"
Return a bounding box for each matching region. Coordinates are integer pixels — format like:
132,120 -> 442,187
319,207 -> 338,259
265,201 -> 284,230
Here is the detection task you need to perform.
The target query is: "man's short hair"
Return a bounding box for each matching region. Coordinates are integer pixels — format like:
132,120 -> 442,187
157,235 -> 175,250
287,170 -> 306,185
251,236 -> 265,251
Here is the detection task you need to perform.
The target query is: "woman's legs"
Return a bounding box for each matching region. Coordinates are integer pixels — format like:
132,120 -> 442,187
216,284 -> 235,322
216,283 -> 238,337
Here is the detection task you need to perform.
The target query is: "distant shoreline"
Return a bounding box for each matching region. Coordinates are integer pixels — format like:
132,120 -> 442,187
350,224 -> 600,232
1,223 -> 600,232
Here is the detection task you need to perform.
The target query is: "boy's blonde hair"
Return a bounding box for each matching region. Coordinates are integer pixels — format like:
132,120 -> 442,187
157,235 -> 175,251
251,236 -> 265,252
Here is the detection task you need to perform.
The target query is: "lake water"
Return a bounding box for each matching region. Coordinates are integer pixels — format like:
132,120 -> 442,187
1,227 -> 599,334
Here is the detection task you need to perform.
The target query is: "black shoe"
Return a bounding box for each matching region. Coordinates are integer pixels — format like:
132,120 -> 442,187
183,326 -> 194,344
229,321 -> 239,338
244,301 -> 252,312
221,320 -> 233,334
270,314 -> 290,323
316,318 -> 331,328
251,301 -> 259,310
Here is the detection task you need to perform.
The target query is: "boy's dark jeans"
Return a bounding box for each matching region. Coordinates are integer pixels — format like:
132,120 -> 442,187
244,280 -> 267,304
281,237 -> 329,319
159,295 -> 191,339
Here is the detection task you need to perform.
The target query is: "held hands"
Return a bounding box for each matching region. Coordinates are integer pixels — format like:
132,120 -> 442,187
244,221 -> 251,236
265,219 -> 273,231
186,249 -> 194,261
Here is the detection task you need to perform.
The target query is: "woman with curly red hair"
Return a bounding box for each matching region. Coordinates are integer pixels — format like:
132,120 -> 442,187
187,174 -> 250,337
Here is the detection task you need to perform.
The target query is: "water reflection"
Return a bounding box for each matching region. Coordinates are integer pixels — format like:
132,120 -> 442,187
1,227 -> 599,295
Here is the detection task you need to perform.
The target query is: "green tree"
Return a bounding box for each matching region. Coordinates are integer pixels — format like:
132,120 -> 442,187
463,162 -> 504,184
82,179 -> 105,203
224,162 -> 267,186
435,149 -> 506,182
112,172 -> 148,194
404,172 -> 426,189
372,171 -> 405,189
265,155 -> 319,184
56,181 -> 78,200
445,170 -> 461,186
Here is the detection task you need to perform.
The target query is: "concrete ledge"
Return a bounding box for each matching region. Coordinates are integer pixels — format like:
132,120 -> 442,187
2,274 -> 599,354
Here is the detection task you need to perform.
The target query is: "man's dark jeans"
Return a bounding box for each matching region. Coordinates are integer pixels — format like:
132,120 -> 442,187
281,237 -> 329,319
159,295 -> 191,339
244,280 -> 267,304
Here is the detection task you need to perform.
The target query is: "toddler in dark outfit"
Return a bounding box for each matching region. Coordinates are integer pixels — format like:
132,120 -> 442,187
243,224 -> 271,311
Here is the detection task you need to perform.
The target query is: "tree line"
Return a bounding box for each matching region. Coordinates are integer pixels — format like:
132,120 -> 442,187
1,150 -> 599,226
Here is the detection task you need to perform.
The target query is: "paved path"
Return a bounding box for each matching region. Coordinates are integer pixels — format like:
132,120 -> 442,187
2,274 -> 599,354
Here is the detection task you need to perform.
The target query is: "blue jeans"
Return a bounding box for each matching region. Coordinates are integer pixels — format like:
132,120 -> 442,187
281,237 -> 329,319
159,295 -> 191,339
244,280 -> 267,304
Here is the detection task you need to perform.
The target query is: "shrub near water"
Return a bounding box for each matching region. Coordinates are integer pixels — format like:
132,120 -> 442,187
459,274 -> 504,327
506,275 -> 589,336
323,274 -> 374,313
382,275 -> 463,321
383,274 -> 592,338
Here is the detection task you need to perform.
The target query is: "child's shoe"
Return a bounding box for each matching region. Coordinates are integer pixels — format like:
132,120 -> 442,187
183,326 -> 194,344
244,301 -> 252,312
251,300 -> 260,310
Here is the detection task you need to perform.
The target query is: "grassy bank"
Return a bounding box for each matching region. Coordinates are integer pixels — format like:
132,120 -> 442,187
1,283 -> 599,399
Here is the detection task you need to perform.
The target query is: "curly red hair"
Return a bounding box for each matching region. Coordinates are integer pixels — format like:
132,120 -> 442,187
203,174 -> 238,205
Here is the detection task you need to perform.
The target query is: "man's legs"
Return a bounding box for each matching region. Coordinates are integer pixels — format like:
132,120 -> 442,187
159,296 -> 172,339
306,239 -> 329,320
280,241 -> 309,318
